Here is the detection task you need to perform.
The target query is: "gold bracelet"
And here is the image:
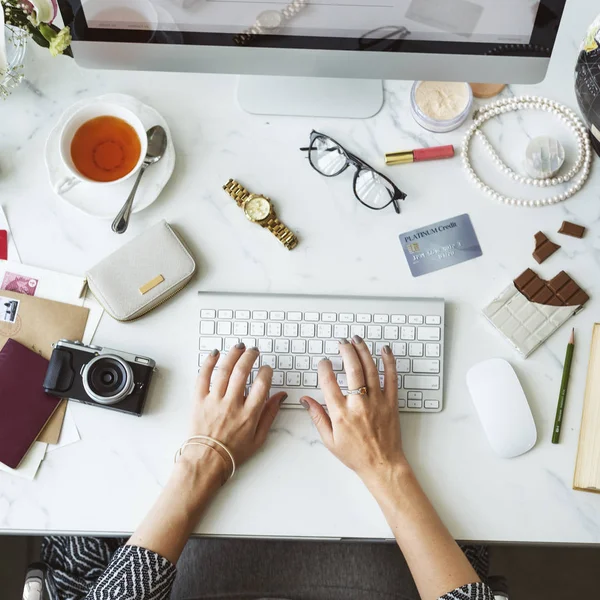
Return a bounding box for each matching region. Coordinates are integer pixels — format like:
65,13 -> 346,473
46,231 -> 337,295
174,435 -> 236,479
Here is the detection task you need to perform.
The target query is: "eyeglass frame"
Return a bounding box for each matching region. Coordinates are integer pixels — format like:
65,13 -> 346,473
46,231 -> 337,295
300,130 -> 406,214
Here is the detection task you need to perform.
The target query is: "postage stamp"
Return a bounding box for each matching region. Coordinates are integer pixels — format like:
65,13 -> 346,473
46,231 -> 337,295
1,272 -> 38,296
0,295 -> 20,324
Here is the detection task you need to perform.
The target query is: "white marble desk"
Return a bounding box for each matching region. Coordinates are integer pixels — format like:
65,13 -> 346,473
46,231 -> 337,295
1,1 -> 600,545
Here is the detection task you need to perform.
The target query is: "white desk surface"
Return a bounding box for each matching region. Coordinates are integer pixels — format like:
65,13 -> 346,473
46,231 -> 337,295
1,1 -> 600,545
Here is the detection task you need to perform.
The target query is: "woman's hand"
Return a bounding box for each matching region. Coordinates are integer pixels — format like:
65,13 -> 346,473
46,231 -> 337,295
301,336 -> 409,488
181,344 -> 286,481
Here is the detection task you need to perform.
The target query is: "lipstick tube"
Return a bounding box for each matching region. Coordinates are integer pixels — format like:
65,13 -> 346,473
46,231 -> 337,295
385,145 -> 455,165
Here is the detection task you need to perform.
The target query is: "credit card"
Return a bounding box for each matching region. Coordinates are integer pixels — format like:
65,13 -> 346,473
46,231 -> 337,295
399,214 -> 482,277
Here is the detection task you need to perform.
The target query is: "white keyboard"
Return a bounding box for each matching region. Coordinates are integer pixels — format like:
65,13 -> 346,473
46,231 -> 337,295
198,292 -> 445,412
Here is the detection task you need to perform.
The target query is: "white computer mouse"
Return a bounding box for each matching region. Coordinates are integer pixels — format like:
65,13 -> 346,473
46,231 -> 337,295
466,358 -> 537,458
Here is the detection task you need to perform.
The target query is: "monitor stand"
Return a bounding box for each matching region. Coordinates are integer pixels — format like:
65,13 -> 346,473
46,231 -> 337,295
238,76 -> 384,118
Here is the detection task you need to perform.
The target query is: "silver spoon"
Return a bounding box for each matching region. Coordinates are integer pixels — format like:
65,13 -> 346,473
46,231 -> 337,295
112,125 -> 168,234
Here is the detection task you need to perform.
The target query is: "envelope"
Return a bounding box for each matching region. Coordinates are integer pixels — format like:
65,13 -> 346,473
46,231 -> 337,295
0,260 -> 104,442
0,290 -> 89,444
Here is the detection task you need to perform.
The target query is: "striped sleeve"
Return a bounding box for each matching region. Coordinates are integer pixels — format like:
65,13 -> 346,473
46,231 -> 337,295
439,582 -> 496,600
85,545 -> 177,600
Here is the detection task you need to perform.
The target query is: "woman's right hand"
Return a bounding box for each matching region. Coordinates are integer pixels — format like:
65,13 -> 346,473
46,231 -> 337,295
300,336 -> 410,489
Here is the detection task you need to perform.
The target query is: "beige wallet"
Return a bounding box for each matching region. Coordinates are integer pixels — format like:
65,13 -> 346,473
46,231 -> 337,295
86,220 -> 196,321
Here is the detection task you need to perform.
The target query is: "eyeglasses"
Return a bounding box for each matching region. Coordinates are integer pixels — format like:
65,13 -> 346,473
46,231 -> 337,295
300,131 -> 406,214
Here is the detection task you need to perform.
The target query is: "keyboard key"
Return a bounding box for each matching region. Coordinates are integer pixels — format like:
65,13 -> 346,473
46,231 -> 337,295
267,322 -> 282,337
292,339 -> 306,353
233,321 -> 248,336
365,341 -> 374,353
200,337 -> 222,351
391,314 -> 406,324
392,342 -> 407,356
357,313 -> 372,323
235,310 -> 250,319
350,325 -> 366,338
408,391 -> 423,401
317,324 -> 332,338
398,398 -> 406,409
384,326 -> 399,340
322,312 -> 337,322
201,309 -> 216,319
426,343 -> 440,358
375,342 -> 387,355
336,374 -> 348,388
287,312 -> 302,321
295,356 -> 310,370
272,371 -> 284,386
334,324 -> 349,338
286,372 -> 301,386
200,321 -> 215,335
224,337 -> 239,351
198,352 -> 210,366
303,372 -> 318,387
262,354 -> 276,368
367,325 -> 382,339
253,310 -> 268,320
426,315 -> 441,325
397,376 -> 403,389
250,322 -> 265,336
408,315 -> 423,324
409,343 -> 424,357
217,321 -> 232,335
258,338 -> 273,352
330,356 -> 343,371
425,400 -> 440,409
418,327 -> 441,341
325,341 -> 339,355
305,312 -> 320,321
413,359 -> 440,374
374,314 -> 389,323
218,310 -> 233,319
408,399 -> 423,409
396,359 -> 411,373
275,339 -> 290,353
377,359 -> 385,373
278,355 -> 293,369
308,340 -> 323,354
301,323 -> 316,337
378,375 -> 385,387
270,311 -> 285,321
404,375 -> 440,390
283,323 -> 298,337
311,356 -> 324,370
400,326 -> 416,340
339,313 -> 354,323
242,337 -> 256,348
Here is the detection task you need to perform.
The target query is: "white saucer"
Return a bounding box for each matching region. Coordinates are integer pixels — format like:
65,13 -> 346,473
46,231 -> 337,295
45,93 -> 176,219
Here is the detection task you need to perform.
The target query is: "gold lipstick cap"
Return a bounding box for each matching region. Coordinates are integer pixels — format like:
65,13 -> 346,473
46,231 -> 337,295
385,151 -> 414,165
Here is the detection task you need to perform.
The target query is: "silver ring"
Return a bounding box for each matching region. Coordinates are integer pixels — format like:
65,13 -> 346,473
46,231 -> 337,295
346,386 -> 367,396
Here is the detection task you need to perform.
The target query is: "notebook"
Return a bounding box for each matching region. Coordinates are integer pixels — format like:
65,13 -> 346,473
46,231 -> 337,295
0,339 -> 61,469
573,323 -> 600,493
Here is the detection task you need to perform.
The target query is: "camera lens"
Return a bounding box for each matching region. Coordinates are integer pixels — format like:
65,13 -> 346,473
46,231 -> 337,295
82,355 -> 135,405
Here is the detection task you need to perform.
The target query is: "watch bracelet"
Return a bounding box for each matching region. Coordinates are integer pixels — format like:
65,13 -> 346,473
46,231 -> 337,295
266,216 -> 298,250
223,179 -> 250,206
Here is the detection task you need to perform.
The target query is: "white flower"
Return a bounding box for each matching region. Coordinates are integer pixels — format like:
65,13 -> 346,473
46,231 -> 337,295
22,0 -> 58,24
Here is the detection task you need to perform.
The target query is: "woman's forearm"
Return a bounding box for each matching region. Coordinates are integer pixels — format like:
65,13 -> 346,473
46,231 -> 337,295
364,462 -> 480,600
126,448 -> 224,564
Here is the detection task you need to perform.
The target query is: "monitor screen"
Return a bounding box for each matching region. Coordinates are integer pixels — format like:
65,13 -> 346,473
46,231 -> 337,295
59,0 -> 566,55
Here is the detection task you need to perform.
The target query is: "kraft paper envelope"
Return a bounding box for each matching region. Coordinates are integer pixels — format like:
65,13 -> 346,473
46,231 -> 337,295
0,290 -> 89,443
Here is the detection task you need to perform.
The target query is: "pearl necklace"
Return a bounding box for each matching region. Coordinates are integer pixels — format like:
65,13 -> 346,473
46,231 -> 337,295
461,96 -> 592,207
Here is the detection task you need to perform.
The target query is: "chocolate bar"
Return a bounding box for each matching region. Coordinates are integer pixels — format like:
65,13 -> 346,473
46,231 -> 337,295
483,269 -> 589,357
533,232 -> 560,264
558,221 -> 586,238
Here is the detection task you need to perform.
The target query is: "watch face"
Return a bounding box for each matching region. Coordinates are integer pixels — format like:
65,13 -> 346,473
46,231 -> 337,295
244,196 -> 271,222
256,10 -> 283,30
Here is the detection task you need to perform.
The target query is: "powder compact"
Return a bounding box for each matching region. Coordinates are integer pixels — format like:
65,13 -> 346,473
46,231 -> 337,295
410,81 -> 473,133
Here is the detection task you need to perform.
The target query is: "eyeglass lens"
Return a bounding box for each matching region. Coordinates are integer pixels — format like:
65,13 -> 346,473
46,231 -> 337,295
310,135 -> 395,209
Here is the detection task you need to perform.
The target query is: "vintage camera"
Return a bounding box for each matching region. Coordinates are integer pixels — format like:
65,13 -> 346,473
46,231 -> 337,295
43,340 -> 156,416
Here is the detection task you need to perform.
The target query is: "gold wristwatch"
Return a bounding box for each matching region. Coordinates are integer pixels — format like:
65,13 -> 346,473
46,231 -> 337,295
223,179 -> 298,250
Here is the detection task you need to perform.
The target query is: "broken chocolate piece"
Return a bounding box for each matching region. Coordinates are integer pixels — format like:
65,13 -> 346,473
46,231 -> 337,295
558,221 -> 586,238
514,269 -> 589,307
533,232 -> 560,264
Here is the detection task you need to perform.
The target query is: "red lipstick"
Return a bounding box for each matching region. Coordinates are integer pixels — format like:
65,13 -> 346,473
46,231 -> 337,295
385,145 -> 455,165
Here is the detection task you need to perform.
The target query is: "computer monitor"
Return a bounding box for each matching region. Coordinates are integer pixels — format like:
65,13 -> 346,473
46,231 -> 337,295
57,0 -> 567,118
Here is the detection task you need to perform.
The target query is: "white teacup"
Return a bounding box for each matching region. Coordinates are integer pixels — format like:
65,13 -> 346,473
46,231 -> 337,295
57,102 -> 148,194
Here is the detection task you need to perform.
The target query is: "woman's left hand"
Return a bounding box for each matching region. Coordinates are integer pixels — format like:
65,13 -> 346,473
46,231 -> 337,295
184,344 -> 286,478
